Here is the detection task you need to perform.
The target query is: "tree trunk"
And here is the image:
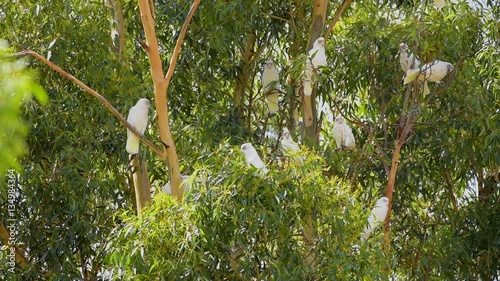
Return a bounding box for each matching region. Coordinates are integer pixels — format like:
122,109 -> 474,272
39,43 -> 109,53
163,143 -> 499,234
106,0 -> 125,59
302,0 -> 328,270
132,153 -> 151,216
234,29 -> 257,122
302,0 -> 327,145
137,0 -> 200,202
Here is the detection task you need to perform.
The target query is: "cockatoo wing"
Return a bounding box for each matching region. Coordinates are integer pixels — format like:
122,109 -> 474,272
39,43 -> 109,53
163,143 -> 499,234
282,139 -> 300,152
308,38 -> 327,69
262,65 -> 280,93
401,53 -> 421,73
281,139 -> 302,162
399,43 -> 420,73
343,124 -> 356,149
403,68 -> 421,85
427,61 -> 453,82
361,197 -> 389,243
332,124 -> 343,149
126,99 -> 149,155
248,154 -> 266,169
241,143 -> 267,172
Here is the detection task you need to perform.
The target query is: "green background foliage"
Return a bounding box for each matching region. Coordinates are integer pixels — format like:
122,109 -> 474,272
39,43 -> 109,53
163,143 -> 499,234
0,0 -> 498,280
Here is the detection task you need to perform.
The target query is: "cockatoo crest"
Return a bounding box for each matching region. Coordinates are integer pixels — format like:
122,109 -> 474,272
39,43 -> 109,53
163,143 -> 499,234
282,127 -> 291,140
335,115 -> 345,125
264,59 -> 274,69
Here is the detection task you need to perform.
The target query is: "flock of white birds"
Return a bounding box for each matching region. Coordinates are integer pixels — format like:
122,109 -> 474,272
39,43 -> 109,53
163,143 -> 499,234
123,27 -> 455,243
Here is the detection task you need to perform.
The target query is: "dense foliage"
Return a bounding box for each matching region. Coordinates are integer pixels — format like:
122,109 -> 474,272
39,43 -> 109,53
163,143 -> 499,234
0,0 -> 498,280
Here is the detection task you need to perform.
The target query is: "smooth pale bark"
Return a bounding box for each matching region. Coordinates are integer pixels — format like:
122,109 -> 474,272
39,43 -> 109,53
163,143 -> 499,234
137,0 -> 200,202
302,0 -> 328,270
132,153 -> 151,216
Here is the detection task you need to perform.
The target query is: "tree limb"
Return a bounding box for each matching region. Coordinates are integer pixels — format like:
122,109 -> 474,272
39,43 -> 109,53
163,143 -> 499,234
324,0 -> 354,41
7,50 -> 165,159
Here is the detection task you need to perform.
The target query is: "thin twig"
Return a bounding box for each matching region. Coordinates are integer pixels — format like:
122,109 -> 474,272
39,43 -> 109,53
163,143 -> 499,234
324,0 -> 355,41
163,0 -> 200,84
7,50 -> 165,159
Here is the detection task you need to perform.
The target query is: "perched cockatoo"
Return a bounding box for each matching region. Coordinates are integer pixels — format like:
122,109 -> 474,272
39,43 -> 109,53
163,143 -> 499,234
434,0 -> 445,9
262,59 -> 280,114
332,115 -> 356,150
161,175 -> 191,195
361,197 -> 390,243
281,128 -> 300,152
126,98 -> 150,155
281,127 -> 303,162
240,143 -> 267,172
304,37 -> 327,96
399,43 -> 420,73
403,60 -> 453,96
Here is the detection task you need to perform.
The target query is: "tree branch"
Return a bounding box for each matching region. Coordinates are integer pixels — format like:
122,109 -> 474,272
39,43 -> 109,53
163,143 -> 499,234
7,50 -> 165,159
137,0 -> 200,201
324,0 -> 354,41
163,0 -> 200,83
443,168 -> 459,212
334,104 -> 390,174
0,221 -> 53,277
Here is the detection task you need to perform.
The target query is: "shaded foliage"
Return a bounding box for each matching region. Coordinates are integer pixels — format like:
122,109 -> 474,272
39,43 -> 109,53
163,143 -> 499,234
0,0 -> 498,279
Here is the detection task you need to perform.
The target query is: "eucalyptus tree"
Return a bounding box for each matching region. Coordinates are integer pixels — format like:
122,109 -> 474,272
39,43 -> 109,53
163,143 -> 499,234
0,0 -> 498,280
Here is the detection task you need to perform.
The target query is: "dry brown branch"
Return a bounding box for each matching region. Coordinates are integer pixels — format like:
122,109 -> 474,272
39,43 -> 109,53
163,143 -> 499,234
7,50 -> 165,159
0,221 -> 53,276
0,221 -> 27,267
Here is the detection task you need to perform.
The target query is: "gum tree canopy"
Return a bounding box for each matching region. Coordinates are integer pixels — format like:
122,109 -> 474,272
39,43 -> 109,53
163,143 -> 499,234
0,0 -> 498,280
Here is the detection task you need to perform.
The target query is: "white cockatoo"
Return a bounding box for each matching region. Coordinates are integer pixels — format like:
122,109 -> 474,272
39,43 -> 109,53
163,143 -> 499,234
332,115 -> 356,150
240,143 -> 267,172
281,127 -> 303,162
281,128 -> 300,152
304,37 -> 327,96
404,60 -> 453,96
434,0 -> 445,9
262,59 -> 280,114
361,197 -> 390,243
399,43 -> 420,73
161,175 -> 191,195
126,98 -> 150,154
